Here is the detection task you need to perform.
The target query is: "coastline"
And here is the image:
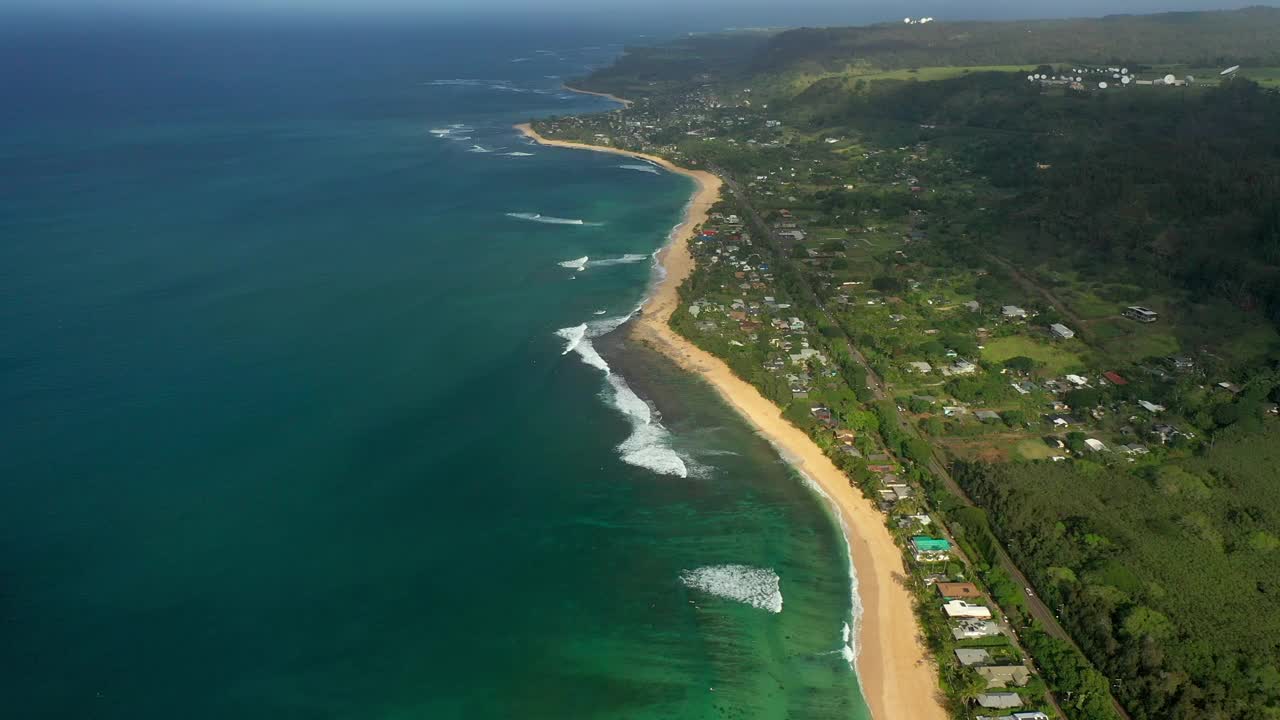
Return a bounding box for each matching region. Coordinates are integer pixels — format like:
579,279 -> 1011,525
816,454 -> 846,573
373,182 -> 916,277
515,121 -> 947,720
561,85 -> 634,107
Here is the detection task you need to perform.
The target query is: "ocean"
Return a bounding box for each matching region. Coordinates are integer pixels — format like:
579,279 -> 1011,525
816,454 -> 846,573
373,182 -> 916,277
0,15 -> 871,719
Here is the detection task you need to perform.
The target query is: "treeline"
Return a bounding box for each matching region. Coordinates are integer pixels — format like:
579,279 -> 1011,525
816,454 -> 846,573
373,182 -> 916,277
951,426 -> 1280,720
751,6 -> 1280,75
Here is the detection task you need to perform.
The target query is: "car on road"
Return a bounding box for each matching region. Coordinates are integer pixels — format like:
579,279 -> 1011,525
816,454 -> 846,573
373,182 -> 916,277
1025,587 -> 1035,597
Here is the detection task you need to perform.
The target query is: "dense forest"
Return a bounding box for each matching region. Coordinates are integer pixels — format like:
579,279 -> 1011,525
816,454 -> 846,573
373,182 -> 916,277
953,422 -> 1280,720
753,7 -> 1280,74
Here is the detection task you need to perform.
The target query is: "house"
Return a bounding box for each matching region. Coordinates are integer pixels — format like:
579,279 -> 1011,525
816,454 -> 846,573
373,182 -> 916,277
1084,438 -> 1107,452
1217,381 -> 1242,394
1170,356 -> 1195,372
936,582 -> 982,600
911,536 -> 951,561
952,619 -> 1001,639
1124,306 -> 1158,323
943,406 -> 967,417
1103,371 -> 1129,386
1002,305 -> 1028,319
955,648 -> 993,666
1049,323 -> 1075,339
977,692 -> 1024,709
1043,436 -> 1065,449
975,410 -> 1001,423
1065,374 -> 1088,386
942,600 -> 992,619
978,665 -> 1032,688
1138,400 -> 1165,413
908,361 -> 933,374
950,360 -> 978,375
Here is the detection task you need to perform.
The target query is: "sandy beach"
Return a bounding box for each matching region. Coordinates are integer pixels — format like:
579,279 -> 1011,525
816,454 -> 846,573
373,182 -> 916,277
516,121 -> 947,720
561,85 -> 634,107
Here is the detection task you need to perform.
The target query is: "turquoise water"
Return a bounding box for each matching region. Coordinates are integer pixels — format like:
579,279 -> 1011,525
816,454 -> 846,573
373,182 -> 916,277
0,18 -> 870,719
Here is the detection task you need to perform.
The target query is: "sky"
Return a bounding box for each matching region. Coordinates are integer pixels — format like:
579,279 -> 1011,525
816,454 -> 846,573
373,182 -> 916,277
2,0 -> 1270,29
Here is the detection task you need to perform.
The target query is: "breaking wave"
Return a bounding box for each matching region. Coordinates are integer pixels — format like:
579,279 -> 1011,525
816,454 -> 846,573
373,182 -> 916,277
558,256 -> 588,271
503,151 -> 536,157
791,464 -> 863,670
506,212 -> 599,226
467,144 -> 494,153
618,163 -> 662,175
555,313 -> 688,477
680,565 -> 783,613
591,253 -> 649,267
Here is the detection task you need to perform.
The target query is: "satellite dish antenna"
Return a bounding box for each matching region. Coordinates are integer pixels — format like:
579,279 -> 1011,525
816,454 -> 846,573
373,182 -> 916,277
1027,75 -> 1034,81
1076,76 -> 1083,82
1221,65 -> 1240,76
1163,73 -> 1176,84
904,17 -> 911,23
1121,76 -> 1131,84
1113,73 -> 1121,78
1098,81 -> 1108,89
1122,67 -> 1128,74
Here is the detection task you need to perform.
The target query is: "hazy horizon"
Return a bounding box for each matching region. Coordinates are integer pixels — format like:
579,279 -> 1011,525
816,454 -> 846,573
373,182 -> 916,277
3,0 -> 1275,33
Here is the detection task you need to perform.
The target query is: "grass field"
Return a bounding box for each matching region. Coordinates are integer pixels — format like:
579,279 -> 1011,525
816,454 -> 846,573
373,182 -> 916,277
982,335 -> 1088,375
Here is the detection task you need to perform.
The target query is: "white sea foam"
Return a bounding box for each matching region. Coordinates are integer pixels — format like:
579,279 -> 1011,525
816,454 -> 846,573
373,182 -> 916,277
429,128 -> 454,136
593,309 -> 608,315
618,163 -> 662,175
555,311 -> 688,477
467,144 -> 493,153
558,256 -> 589,271
591,253 -> 649,267
789,464 -> 863,670
503,151 -> 536,157
680,565 -> 783,613
506,212 -> 598,226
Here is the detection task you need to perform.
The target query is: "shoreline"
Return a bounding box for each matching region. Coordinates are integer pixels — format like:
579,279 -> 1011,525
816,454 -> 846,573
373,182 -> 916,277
561,84 -> 634,107
515,121 -> 947,720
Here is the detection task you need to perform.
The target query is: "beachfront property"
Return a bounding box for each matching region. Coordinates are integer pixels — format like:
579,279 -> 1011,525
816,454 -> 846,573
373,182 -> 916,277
952,619 -> 1001,639
978,665 -> 1032,688
942,599 -> 993,619
955,648 -> 993,666
911,535 -> 951,561
977,713 -> 1049,720
977,692 -> 1025,709
935,581 -> 982,599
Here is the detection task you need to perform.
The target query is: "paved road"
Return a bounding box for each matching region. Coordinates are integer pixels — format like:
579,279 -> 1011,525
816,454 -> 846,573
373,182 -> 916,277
720,169 -> 1131,720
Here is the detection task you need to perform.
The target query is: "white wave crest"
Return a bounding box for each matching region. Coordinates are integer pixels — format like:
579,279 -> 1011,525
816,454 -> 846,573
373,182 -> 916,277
555,313 -> 687,477
506,212 -> 599,226
558,256 -> 588,271
618,163 -> 661,175
467,144 -> 493,153
680,565 -> 783,613
591,253 -> 649,267
503,151 -> 536,157
790,465 -> 863,669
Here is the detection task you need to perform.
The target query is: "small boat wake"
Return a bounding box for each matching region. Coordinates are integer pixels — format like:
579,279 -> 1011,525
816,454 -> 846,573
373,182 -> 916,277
618,163 -> 662,175
507,212 -> 600,227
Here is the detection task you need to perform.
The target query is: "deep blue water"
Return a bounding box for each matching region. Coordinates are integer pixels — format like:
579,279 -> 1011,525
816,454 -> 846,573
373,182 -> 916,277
0,18 -> 869,719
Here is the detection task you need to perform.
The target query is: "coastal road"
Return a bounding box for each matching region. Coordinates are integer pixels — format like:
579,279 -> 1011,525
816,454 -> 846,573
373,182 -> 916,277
721,169 -> 1131,720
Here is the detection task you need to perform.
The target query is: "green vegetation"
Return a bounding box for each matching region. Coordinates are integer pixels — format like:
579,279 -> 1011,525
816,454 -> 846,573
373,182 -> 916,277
536,8 -> 1280,719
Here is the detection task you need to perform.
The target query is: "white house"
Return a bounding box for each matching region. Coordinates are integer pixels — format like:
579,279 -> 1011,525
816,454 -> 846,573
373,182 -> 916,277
1002,305 -> 1028,319
942,600 -> 993,619
1084,438 -> 1107,452
1138,400 -> 1165,413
